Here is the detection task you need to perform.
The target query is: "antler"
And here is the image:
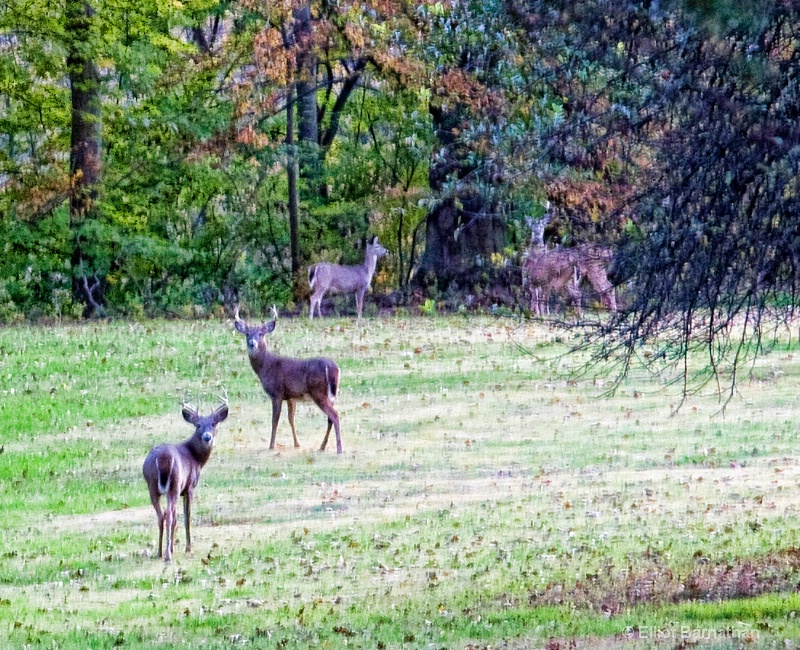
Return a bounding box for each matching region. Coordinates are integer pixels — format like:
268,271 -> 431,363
270,305 -> 278,322
234,304 -> 245,326
181,400 -> 199,417
216,388 -> 229,409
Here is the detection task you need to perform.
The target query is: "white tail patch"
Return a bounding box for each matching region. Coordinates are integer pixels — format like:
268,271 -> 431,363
326,365 -> 337,403
309,266 -> 317,290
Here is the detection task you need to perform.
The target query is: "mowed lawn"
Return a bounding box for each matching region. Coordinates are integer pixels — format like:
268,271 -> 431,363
2,315 -> 800,648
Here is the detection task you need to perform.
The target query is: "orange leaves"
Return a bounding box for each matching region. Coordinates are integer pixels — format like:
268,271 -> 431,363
372,48 -> 427,86
236,124 -> 270,148
548,178 -> 634,226
433,68 -> 505,118
343,20 -> 367,51
253,28 -> 294,85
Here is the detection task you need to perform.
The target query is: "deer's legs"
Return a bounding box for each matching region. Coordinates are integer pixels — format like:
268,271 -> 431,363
567,266 -> 583,318
320,418 -> 332,451
354,289 -> 366,319
163,501 -> 177,561
183,492 -> 192,553
269,398 -> 282,450
170,507 -> 178,559
566,283 -> 583,318
532,287 -> 546,316
537,288 -> 551,316
287,399 -> 300,448
315,400 -> 341,454
309,290 -> 324,319
606,288 -> 617,312
148,492 -> 165,558
591,275 -> 616,312
150,491 -> 164,557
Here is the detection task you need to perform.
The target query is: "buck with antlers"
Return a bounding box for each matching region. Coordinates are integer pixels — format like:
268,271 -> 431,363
142,402 -> 228,562
308,236 -> 388,319
234,306 -> 343,453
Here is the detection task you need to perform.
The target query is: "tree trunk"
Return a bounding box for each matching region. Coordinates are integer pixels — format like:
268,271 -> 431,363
293,5 -> 321,197
414,103 -> 506,292
66,0 -> 101,222
286,84 -> 301,290
66,0 -> 104,315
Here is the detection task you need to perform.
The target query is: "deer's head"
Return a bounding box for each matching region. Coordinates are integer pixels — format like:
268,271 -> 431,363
367,236 -> 388,259
182,402 -> 229,449
528,213 -> 551,248
234,305 -> 277,357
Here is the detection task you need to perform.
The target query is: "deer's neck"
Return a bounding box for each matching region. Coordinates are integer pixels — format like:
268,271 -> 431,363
363,252 -> 378,281
184,437 -> 212,467
249,344 -> 277,375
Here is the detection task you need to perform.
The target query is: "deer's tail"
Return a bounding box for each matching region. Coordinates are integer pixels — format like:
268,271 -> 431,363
326,364 -> 339,403
308,264 -> 317,290
156,455 -> 173,495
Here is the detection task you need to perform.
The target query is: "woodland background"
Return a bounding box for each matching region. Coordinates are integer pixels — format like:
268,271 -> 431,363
2,0 -> 800,343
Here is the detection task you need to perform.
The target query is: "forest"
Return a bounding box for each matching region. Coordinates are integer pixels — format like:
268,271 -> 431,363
2,0 -> 800,349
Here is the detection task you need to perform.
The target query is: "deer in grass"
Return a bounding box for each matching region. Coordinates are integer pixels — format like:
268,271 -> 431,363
523,215 -> 583,317
234,306 -> 343,453
142,402 -> 228,562
575,244 -> 617,312
523,215 -> 616,316
308,236 -> 388,319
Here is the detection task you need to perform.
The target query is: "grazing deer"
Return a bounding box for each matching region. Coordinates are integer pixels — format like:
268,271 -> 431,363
234,306 -> 343,453
308,236 -> 388,319
523,215 -> 616,316
142,402 -> 228,562
575,244 -> 617,312
523,215 -> 583,317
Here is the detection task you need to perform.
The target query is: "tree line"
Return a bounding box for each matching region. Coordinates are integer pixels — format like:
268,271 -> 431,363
3,0 -> 800,383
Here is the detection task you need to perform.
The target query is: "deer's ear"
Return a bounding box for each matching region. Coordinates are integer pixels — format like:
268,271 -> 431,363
371,236 -> 378,245
182,406 -> 199,425
213,404 -> 229,424
264,319 -> 277,334
234,319 -> 248,334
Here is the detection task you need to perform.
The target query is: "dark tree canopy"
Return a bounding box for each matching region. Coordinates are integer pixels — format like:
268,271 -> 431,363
504,1 -> 800,389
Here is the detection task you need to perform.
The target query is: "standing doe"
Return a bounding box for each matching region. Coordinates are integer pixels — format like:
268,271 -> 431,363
308,236 -> 388,319
234,306 -> 343,453
523,215 -> 616,316
142,403 -> 228,562
523,215 -> 582,317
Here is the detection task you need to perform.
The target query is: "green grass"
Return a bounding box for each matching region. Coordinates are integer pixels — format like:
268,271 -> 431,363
2,315 -> 800,648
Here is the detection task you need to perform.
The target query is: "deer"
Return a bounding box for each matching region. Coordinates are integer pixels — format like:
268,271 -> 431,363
523,215 -> 583,317
142,402 -> 228,562
575,244 -> 617,312
234,305 -> 343,453
523,215 -> 617,316
308,236 -> 388,319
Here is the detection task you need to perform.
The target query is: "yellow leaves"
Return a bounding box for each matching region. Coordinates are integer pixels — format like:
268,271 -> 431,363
253,28 -> 295,85
344,21 -> 367,51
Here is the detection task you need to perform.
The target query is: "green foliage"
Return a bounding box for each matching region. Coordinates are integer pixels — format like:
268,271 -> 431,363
3,0 -> 800,333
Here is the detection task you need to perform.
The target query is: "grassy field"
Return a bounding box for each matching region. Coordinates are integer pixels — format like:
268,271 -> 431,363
1,314 -> 800,648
